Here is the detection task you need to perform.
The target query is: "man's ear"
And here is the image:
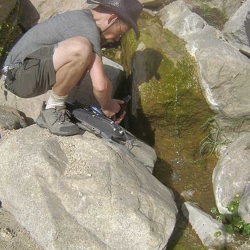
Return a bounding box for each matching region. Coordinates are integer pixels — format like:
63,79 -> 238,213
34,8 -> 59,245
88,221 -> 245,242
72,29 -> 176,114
108,14 -> 118,25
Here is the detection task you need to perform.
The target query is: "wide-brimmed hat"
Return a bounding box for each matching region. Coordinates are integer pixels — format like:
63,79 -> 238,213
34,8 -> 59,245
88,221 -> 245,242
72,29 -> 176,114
87,0 -> 143,39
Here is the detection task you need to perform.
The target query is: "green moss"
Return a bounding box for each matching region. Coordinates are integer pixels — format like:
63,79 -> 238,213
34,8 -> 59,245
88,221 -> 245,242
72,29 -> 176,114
192,3 -> 228,30
0,2 -> 23,66
122,11 -> 188,73
122,15 -> 217,250
211,195 -> 250,237
102,42 -> 123,65
122,11 -> 212,135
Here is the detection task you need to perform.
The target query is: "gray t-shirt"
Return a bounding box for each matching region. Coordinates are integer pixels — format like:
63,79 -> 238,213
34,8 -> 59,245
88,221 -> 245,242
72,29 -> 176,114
5,9 -> 101,66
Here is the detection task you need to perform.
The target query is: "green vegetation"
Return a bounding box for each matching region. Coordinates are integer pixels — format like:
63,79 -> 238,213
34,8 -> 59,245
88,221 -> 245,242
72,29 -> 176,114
192,3 -> 228,30
198,116 -> 228,156
211,195 -> 250,236
122,11 -> 210,120
102,43 -> 123,65
199,115 -> 250,157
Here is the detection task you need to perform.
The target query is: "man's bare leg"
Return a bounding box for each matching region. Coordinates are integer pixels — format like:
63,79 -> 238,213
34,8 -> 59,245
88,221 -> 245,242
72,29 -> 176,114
37,36 -> 93,136
52,36 -> 93,96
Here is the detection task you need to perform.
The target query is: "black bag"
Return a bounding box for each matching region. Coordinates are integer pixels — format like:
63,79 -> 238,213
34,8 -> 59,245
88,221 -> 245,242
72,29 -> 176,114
71,105 -> 134,142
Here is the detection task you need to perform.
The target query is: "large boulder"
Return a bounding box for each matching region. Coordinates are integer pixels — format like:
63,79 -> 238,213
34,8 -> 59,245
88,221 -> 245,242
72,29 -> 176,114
183,0 -> 243,21
18,0 -> 176,29
0,208 -> 42,250
213,133 -> 250,215
223,0 -> 250,50
218,0 -> 243,18
159,0 -> 250,120
238,184 -> 250,223
195,41 -> 250,119
159,0 -> 217,55
19,0 -> 89,29
0,125 -> 177,249
0,105 -> 27,130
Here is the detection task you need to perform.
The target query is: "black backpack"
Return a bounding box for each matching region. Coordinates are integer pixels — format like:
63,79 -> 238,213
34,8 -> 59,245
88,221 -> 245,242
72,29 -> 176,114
72,105 -> 130,142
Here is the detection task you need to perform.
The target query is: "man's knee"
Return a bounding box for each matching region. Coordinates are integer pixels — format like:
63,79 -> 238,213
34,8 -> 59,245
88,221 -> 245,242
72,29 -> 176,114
67,36 -> 93,63
54,36 -> 93,69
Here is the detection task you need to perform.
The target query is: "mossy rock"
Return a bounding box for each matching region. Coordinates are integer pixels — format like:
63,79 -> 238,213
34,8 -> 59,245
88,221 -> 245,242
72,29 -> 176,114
121,15 -> 217,249
121,11 -> 213,142
184,0 -> 228,30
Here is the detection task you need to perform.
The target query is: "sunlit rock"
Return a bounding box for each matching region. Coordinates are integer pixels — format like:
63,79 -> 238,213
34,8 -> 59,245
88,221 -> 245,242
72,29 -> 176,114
182,202 -> 232,249
0,125 -> 177,249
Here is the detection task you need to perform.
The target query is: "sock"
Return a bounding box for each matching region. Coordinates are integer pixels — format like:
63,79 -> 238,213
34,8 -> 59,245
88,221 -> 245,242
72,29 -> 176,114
45,89 -> 68,109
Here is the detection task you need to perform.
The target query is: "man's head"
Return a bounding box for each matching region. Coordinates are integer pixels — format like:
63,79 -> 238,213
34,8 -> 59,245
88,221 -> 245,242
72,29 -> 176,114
88,0 -> 143,40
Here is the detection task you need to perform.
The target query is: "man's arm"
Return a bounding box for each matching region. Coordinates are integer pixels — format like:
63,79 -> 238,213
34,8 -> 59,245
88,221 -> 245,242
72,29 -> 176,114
88,53 -> 124,118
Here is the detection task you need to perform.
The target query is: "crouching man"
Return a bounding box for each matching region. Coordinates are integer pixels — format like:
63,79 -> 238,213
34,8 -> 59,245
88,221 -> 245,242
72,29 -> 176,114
2,0 -> 143,136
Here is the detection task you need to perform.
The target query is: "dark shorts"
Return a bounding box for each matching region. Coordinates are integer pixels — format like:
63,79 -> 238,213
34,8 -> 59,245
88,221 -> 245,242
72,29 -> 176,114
5,45 -> 56,98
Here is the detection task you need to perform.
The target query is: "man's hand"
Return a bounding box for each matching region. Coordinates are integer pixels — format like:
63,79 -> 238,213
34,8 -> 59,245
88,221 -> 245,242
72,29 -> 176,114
88,54 -> 126,124
102,99 -> 125,124
114,110 -> 126,124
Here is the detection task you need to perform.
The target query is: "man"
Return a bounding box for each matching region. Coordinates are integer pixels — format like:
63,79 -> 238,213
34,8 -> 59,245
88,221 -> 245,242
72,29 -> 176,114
2,0 -> 143,136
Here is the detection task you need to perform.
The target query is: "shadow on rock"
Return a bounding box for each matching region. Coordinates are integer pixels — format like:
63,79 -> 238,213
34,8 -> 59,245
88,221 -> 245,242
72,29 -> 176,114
124,48 -> 164,147
19,0 -> 40,30
127,109 -> 155,147
245,12 -> 250,45
133,48 -> 163,85
153,157 -> 188,250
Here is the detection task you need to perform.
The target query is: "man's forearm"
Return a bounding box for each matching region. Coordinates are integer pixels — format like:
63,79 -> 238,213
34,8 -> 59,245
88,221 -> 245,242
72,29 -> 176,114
89,54 -> 113,109
93,78 -> 112,109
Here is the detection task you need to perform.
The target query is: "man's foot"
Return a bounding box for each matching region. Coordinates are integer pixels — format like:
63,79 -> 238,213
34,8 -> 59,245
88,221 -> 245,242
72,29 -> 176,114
36,106 -> 79,136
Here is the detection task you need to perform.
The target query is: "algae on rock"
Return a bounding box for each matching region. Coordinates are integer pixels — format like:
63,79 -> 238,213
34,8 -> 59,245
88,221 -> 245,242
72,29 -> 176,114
121,11 -> 213,146
121,12 -> 217,249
